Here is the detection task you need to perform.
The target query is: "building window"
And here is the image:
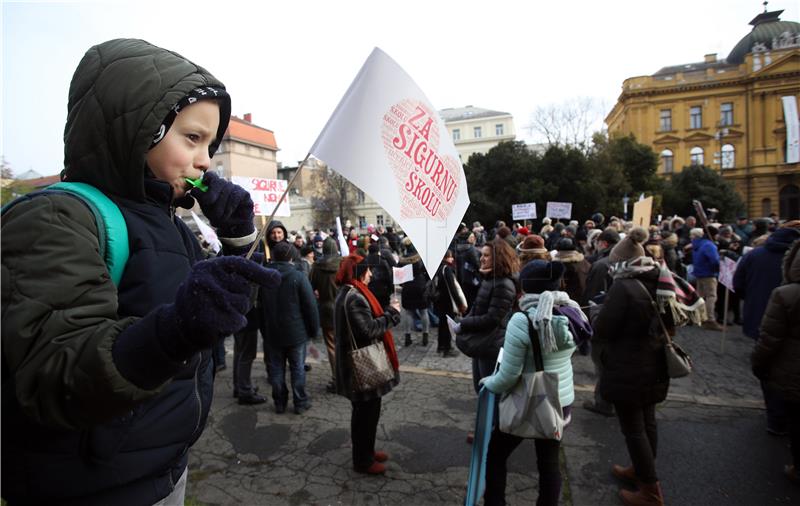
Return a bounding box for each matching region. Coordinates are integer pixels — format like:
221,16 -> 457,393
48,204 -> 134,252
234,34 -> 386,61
660,149 -> 674,173
690,106 -> 703,129
659,110 -> 672,131
690,146 -> 704,165
762,198 -> 772,217
473,126 -> 482,138
376,214 -> 384,226
358,216 -> 367,229
720,102 -> 733,126
356,189 -> 365,204
780,185 -> 800,220
721,144 -> 735,169
453,128 -> 460,141
495,124 -> 504,136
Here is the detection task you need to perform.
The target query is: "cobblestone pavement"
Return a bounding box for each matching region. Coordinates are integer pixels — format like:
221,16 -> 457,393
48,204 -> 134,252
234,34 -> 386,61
186,324 -> 799,505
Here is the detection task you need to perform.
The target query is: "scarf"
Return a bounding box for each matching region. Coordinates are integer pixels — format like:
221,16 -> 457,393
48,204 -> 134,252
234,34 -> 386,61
610,256 -> 706,326
350,280 -> 399,371
526,290 -> 585,352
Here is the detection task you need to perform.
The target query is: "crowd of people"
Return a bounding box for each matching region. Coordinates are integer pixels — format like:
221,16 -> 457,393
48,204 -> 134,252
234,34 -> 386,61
1,37 -> 797,506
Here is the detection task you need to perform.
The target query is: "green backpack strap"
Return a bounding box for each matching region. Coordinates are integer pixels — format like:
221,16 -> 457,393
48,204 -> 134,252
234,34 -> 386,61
47,182 -> 129,286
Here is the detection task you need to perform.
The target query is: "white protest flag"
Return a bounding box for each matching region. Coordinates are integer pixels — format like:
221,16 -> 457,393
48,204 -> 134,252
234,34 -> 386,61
190,211 -> 221,253
311,48 -> 470,279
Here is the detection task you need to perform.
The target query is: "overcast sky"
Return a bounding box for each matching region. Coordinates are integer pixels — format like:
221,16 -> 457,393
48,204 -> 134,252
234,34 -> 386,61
3,0 -> 798,177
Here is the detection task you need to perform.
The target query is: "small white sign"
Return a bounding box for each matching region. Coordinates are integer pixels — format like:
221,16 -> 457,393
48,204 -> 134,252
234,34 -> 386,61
545,201 -> 572,219
231,176 -> 291,217
392,264 -> 414,285
512,202 -> 537,220
719,257 -> 738,292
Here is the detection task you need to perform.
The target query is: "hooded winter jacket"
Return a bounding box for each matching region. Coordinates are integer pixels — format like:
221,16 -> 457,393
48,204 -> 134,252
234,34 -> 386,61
734,227 -> 800,338
752,240 -> 800,402
259,261 -> 320,348
1,39 -> 231,505
310,238 -> 342,329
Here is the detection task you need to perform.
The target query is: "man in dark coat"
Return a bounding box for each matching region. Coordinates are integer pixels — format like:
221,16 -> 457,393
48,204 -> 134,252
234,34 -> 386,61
259,242 -> 320,414
735,226 -> 800,435
366,243 -> 394,307
310,237 -> 342,392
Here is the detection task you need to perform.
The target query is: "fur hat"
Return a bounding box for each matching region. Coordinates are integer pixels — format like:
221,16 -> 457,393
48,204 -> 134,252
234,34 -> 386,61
519,234 -> 546,251
608,226 -> 647,263
519,260 -> 566,294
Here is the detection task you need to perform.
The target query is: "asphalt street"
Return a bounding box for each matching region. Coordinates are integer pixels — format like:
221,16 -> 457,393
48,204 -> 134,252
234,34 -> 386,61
185,323 -> 799,505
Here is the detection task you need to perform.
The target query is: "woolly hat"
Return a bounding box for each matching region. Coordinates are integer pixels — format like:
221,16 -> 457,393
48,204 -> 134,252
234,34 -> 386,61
555,237 -> 577,251
519,260 -> 566,294
520,234 -> 546,251
272,241 -> 295,262
608,226 -> 647,263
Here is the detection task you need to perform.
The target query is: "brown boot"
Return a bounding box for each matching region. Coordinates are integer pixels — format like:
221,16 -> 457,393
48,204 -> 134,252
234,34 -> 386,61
612,464 -> 639,485
620,482 -> 664,506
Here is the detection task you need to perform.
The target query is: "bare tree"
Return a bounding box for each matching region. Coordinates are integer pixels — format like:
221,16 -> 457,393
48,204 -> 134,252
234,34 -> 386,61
310,165 -> 359,229
527,97 -> 606,150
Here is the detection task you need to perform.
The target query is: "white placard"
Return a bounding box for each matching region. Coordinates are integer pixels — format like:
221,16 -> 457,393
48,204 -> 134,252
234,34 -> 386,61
545,201 -> 572,219
392,264 -> 414,284
230,176 -> 291,217
719,256 -> 737,292
512,202 -> 537,220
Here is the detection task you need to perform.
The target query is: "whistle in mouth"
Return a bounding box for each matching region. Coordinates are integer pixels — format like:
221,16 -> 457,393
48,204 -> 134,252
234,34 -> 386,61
185,177 -> 209,192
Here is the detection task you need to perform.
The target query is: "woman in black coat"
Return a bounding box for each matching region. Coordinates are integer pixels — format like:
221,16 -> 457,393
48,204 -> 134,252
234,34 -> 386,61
455,238 -> 519,393
594,238 -> 673,506
334,254 -> 402,475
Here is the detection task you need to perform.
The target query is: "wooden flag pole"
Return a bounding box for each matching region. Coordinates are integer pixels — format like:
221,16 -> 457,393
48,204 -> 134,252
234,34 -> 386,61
246,153 -> 311,260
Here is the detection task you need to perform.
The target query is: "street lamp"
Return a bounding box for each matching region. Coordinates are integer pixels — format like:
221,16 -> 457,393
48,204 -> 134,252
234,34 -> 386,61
622,194 -> 630,220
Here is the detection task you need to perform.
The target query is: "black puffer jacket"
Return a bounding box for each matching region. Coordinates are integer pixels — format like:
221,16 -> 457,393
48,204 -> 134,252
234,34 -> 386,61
752,240 -> 800,402
399,253 -> 429,310
1,39 -> 230,505
458,275 -> 517,358
595,267 -> 672,406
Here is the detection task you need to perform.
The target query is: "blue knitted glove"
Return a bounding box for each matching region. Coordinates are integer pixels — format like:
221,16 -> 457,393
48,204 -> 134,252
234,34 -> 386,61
193,172 -> 255,238
159,256 -> 280,359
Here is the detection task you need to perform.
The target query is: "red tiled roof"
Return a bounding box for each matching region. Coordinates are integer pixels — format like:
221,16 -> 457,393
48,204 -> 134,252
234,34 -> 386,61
225,116 -> 278,150
15,174 -> 61,188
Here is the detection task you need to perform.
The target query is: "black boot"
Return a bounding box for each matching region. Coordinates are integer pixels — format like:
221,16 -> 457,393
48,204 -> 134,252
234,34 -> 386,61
422,333 -> 429,346
404,334 -> 412,347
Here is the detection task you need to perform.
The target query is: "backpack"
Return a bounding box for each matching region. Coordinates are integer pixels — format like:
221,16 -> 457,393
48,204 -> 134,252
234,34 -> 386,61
2,182 -> 129,286
423,274 -> 440,303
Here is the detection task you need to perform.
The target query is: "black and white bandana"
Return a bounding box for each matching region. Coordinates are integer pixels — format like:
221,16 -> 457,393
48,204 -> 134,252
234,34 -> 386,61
150,86 -> 230,148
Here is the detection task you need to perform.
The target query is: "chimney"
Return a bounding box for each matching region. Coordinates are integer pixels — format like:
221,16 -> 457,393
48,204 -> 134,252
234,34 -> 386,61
243,113 -> 252,123
704,53 -> 717,63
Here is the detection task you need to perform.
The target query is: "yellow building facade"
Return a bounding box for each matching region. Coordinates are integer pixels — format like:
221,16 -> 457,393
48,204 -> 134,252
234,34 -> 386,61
606,9 -> 800,219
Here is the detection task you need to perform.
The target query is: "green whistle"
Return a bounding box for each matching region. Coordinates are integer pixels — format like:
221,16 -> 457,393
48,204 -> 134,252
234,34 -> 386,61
185,177 -> 208,192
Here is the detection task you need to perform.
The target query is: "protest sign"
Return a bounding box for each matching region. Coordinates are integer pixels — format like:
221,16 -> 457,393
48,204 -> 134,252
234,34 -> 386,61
310,48 -> 469,279
632,196 -> 653,227
545,201 -> 572,219
512,203 -> 537,220
719,256 -> 737,292
231,176 -> 291,217
392,264 -> 414,285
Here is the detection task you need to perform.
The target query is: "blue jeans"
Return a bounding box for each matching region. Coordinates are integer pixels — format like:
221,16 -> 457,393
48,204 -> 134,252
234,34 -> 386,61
265,343 -> 309,409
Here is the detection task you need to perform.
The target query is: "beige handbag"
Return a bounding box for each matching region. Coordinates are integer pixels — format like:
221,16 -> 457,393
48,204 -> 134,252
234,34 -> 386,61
344,290 -> 395,392
634,280 -> 693,378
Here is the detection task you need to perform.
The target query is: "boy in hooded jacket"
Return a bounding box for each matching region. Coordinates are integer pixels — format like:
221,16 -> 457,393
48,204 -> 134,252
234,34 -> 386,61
1,39 -> 280,505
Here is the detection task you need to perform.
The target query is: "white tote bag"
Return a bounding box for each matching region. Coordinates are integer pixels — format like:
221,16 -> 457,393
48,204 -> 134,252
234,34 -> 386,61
498,313 -> 565,440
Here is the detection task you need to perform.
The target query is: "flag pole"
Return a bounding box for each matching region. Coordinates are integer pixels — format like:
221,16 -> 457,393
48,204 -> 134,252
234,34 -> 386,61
246,153 -> 311,259
721,286 -> 730,353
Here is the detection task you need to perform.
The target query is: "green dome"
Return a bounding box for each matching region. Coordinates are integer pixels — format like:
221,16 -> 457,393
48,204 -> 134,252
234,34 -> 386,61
727,10 -> 800,64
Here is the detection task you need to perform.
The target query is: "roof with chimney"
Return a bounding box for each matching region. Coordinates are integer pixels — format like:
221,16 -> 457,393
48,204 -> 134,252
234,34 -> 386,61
224,114 -> 278,150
